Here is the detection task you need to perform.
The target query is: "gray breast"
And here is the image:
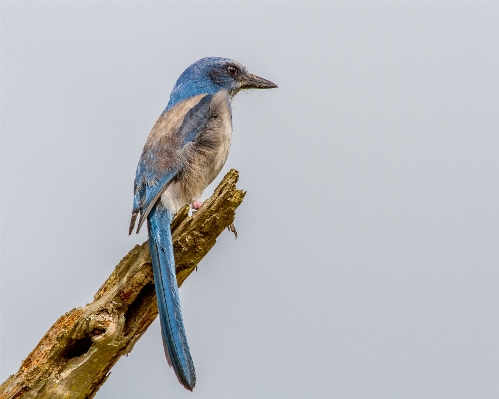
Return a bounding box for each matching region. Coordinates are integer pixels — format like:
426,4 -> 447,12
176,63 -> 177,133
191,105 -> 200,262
197,90 -> 233,185
161,90 -> 232,212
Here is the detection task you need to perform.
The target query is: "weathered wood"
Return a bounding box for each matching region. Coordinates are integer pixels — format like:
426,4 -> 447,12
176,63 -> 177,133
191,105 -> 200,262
0,169 -> 245,399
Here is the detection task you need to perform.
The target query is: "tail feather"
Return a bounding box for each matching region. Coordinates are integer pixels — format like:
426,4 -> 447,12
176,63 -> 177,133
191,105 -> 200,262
148,205 -> 196,391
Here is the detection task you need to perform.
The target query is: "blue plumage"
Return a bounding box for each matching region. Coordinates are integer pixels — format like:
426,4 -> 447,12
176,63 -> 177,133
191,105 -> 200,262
166,57 -> 234,109
147,206 -> 195,388
130,57 -> 276,390
178,94 -> 213,146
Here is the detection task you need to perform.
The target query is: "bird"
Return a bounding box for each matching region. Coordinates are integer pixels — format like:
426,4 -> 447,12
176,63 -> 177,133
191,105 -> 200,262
129,57 -> 277,391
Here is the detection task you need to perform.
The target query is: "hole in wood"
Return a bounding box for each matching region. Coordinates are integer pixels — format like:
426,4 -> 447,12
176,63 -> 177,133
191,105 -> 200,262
61,335 -> 93,359
123,282 -> 156,337
89,327 -> 106,338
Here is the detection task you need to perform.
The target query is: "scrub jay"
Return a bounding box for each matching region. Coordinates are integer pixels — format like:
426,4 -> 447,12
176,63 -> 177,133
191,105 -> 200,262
129,57 -> 277,390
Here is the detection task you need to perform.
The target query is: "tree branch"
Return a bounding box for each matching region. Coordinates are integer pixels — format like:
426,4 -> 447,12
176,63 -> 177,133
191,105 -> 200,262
0,169 -> 245,399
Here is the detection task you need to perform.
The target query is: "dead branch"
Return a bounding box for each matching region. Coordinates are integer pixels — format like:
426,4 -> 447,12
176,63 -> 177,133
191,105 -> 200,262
0,169 -> 245,399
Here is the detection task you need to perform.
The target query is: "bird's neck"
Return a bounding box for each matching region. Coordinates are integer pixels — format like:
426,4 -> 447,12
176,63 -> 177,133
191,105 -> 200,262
166,81 -> 228,111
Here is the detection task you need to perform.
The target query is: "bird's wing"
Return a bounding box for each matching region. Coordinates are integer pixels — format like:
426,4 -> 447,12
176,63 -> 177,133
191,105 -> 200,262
129,93 -> 214,234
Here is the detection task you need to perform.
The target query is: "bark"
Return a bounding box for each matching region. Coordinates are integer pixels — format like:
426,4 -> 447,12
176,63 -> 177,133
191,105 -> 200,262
0,169 -> 245,399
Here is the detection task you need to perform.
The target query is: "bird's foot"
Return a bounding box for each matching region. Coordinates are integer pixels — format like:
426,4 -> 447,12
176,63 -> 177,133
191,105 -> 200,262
191,200 -> 203,210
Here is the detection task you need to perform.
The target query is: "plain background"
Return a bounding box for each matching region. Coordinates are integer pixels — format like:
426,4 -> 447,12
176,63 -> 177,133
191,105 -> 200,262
1,2 -> 499,398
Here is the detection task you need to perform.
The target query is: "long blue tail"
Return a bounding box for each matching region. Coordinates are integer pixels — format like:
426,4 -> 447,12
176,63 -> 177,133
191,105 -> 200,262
147,205 -> 196,391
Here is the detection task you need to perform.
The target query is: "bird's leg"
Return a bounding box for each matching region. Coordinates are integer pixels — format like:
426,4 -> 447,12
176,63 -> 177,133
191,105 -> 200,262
191,200 -> 203,210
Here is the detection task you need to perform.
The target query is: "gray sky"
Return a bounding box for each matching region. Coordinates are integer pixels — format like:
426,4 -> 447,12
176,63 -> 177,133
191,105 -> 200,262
1,2 -> 499,398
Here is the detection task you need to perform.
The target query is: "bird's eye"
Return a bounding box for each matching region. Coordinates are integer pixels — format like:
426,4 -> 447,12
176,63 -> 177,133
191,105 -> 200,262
227,66 -> 238,76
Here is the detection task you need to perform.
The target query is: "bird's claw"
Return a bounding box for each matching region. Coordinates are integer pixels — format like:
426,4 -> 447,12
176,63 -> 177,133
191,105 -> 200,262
191,200 -> 203,210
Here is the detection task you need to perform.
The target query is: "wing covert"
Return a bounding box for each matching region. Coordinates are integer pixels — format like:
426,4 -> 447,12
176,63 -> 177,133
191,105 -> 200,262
129,94 -> 214,234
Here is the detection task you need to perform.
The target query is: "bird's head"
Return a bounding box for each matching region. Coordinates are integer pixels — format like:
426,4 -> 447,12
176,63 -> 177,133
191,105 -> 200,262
167,57 -> 277,109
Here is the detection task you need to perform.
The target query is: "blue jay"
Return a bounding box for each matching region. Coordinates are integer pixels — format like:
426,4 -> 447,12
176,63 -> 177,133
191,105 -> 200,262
129,57 -> 277,391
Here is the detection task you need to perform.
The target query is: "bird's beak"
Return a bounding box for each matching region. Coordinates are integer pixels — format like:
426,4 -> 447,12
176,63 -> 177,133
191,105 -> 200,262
241,73 -> 278,89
